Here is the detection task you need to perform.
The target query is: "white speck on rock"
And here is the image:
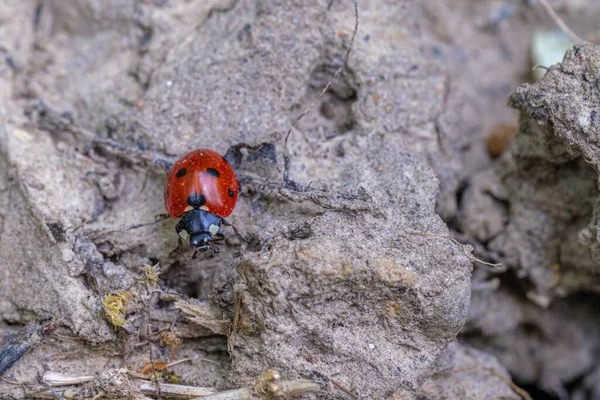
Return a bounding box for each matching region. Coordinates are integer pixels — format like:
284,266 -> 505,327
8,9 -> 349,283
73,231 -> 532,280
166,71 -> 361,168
578,111 -> 591,129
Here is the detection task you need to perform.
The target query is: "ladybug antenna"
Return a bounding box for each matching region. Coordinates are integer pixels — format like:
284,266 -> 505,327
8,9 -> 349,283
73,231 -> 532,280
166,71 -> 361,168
283,0 -> 359,188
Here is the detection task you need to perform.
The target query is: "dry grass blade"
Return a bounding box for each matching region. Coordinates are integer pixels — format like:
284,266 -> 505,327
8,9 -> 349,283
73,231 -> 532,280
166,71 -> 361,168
537,0 -> 592,45
139,382 -> 215,399
191,369 -> 320,400
42,372 -> 94,387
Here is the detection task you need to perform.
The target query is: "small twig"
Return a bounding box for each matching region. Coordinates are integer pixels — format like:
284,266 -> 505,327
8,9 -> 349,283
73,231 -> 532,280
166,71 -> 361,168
0,319 -> 58,377
331,378 -> 357,399
42,372 -> 94,386
147,317 -> 161,399
165,358 -> 192,368
195,357 -> 222,366
191,369 -> 320,400
138,382 -> 215,399
537,0 -> 590,45
92,137 -> 174,170
40,369 -> 318,400
407,230 -> 502,269
88,214 -> 170,239
228,295 -> 243,355
1,376 -> 20,385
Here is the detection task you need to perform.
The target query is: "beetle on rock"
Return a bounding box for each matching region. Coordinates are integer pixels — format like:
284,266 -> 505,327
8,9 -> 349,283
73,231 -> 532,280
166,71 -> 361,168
164,149 -> 240,254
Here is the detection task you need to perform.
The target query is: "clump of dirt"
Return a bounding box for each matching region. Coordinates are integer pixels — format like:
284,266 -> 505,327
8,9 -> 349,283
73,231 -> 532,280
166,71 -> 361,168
0,1 -> 473,398
418,342 -> 524,400
465,287 -> 600,398
230,150 -> 472,398
458,44 -> 600,398
460,44 -> 600,302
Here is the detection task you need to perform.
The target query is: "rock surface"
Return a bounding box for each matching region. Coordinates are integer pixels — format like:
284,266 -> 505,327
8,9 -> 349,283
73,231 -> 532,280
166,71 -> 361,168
459,44 -> 600,398
418,342 -> 521,400
1,0 -> 599,399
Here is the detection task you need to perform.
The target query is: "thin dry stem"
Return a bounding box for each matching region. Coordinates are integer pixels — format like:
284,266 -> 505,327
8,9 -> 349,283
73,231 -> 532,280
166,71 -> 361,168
191,369 -> 320,400
407,230 -> 502,269
42,372 -> 94,387
537,0 -> 591,45
139,382 -> 215,399
40,369 -> 318,400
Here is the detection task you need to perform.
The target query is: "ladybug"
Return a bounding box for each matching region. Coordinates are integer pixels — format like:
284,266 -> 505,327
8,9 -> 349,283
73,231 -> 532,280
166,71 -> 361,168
164,149 -> 240,254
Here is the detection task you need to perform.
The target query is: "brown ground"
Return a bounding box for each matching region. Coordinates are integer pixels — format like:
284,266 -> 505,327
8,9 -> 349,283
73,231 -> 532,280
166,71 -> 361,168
0,1 -> 599,399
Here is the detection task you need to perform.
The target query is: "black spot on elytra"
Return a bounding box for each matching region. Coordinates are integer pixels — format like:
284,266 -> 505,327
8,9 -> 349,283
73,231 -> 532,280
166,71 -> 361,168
206,168 -> 220,178
175,168 -> 187,178
187,193 -> 206,207
228,188 -> 235,198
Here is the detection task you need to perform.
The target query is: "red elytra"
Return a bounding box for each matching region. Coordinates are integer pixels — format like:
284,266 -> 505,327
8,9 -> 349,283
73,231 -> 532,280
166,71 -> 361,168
164,149 -> 240,255
164,149 -> 239,218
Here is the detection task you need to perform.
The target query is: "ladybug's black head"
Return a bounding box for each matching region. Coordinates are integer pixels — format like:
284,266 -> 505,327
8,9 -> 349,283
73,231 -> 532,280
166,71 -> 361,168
175,209 -> 224,256
190,232 -> 214,253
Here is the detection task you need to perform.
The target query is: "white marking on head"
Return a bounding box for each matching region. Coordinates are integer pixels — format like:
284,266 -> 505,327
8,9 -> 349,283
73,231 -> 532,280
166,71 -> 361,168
178,230 -> 189,240
208,224 -> 219,236
185,205 -> 193,212
200,205 -> 209,211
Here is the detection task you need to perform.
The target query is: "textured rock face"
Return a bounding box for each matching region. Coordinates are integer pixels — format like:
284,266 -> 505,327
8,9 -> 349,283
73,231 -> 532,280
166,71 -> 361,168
458,44 -> 600,398
418,342 -> 522,400
460,45 -> 600,303
107,2 -> 473,397
230,148 -> 472,398
465,286 -> 600,398
507,45 -> 600,296
0,1 -> 474,398
11,0 -> 600,399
